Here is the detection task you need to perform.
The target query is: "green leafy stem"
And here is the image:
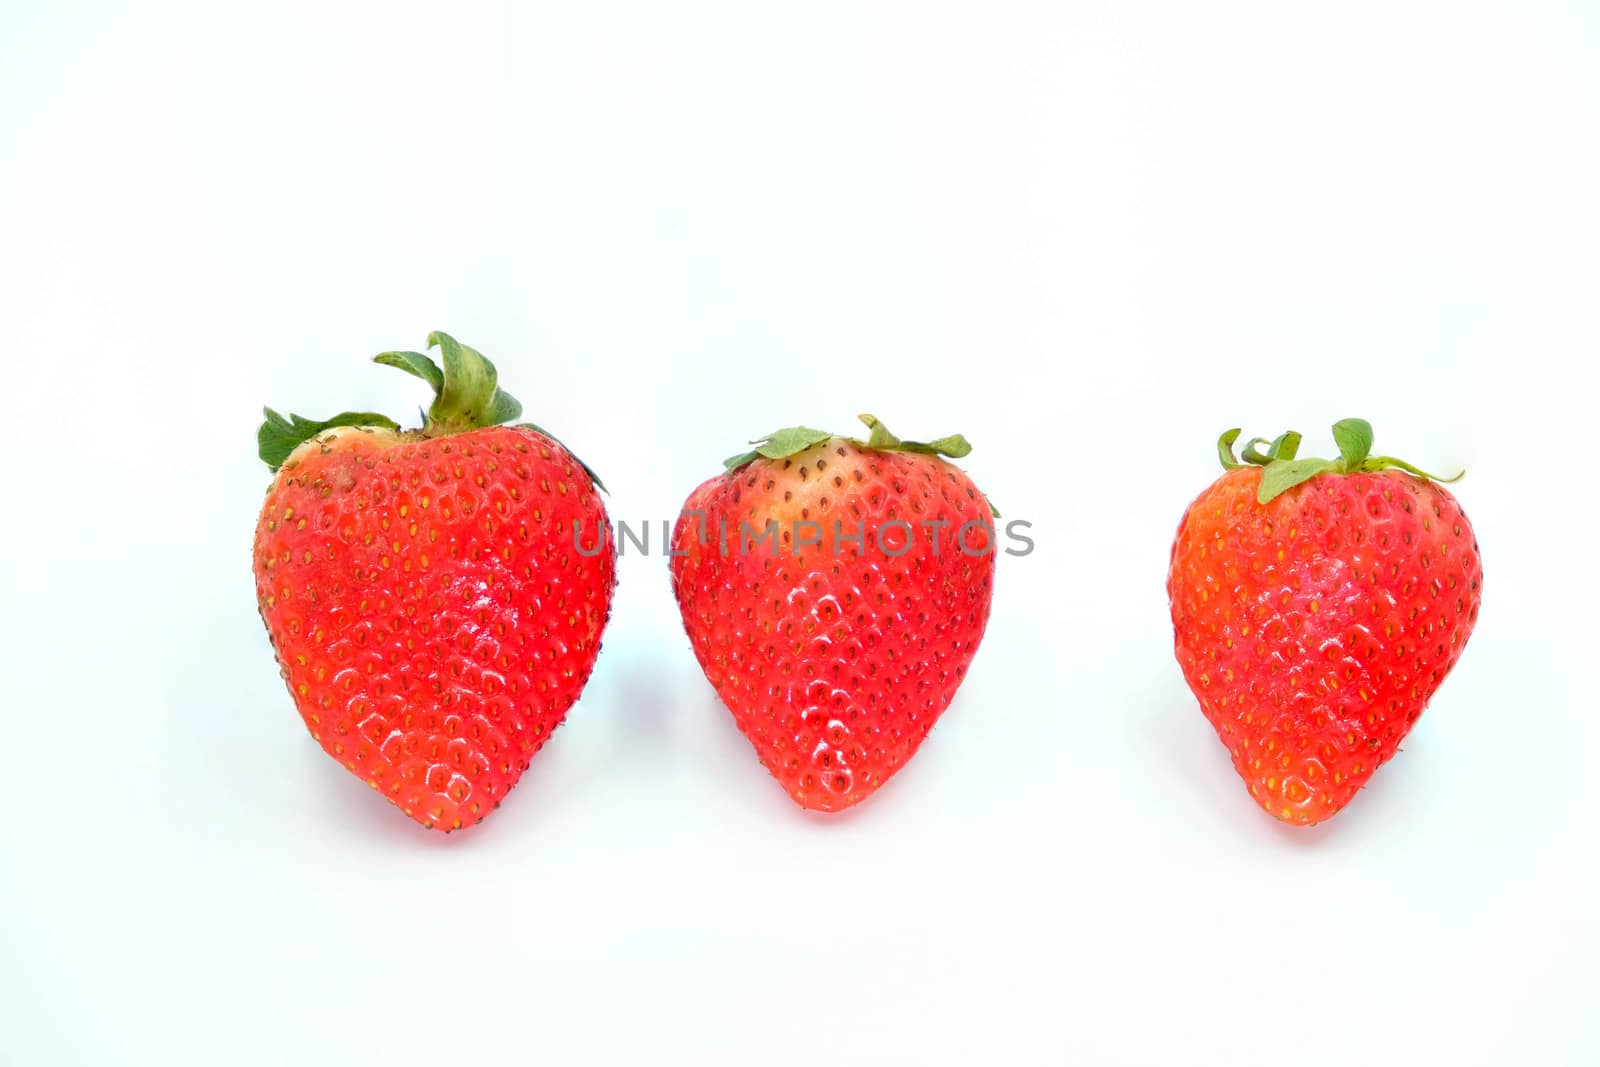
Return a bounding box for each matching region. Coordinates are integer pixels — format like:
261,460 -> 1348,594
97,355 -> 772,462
723,414 -> 995,515
258,331 -> 603,489
1217,418 -> 1464,504
722,414 -> 972,471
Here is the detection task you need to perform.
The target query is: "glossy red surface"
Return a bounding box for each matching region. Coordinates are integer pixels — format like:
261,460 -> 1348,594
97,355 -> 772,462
671,439 -> 996,811
253,424 -> 616,831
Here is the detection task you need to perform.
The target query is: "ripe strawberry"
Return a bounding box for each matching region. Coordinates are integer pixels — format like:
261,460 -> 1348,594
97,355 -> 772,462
1168,419 -> 1482,825
670,416 -> 998,812
253,332 -> 615,832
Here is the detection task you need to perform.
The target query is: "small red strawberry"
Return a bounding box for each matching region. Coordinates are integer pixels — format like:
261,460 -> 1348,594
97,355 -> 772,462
253,332 -> 616,832
1168,419 -> 1482,825
670,416 -> 998,812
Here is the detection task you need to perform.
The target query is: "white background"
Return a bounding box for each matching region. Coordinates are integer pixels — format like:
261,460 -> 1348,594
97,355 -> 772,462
2,2 -> 1597,1064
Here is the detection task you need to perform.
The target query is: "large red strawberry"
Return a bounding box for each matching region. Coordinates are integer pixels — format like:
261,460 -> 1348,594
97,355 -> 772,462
253,332 -> 616,832
1168,419 -> 1482,825
670,416 -> 998,812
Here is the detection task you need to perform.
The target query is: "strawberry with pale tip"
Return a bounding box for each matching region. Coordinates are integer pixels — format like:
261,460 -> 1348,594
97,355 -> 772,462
671,415 -> 998,812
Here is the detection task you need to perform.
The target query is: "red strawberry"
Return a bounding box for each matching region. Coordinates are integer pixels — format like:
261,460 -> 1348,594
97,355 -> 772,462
253,332 -> 615,832
670,416 -> 997,812
1167,419 -> 1482,825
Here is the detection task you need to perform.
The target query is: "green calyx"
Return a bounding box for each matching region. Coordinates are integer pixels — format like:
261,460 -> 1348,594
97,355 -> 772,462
723,414 -> 995,515
374,331 -> 523,433
258,331 -> 603,489
722,413 -> 972,471
1217,418 -> 1464,504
